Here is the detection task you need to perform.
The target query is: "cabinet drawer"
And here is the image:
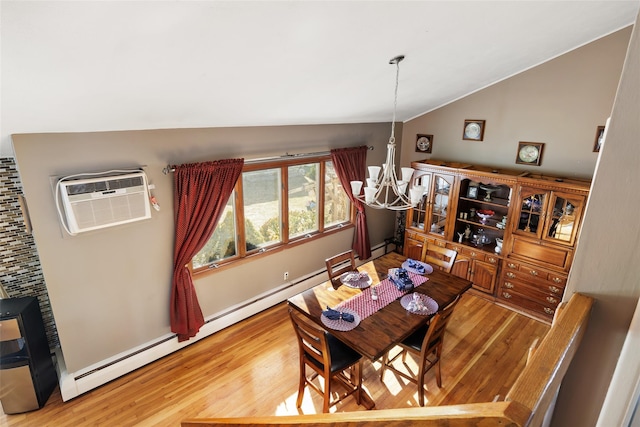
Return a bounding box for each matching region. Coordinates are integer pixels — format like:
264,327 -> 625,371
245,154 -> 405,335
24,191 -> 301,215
447,244 -> 487,261
518,264 -> 546,279
500,279 -> 562,306
547,274 -> 567,286
502,268 -> 566,290
497,289 -> 558,318
432,239 -> 447,248
504,260 -> 520,270
485,254 -> 499,265
405,230 -> 426,242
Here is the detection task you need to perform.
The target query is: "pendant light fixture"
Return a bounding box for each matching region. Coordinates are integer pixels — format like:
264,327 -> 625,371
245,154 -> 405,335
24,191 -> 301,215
350,55 -> 424,211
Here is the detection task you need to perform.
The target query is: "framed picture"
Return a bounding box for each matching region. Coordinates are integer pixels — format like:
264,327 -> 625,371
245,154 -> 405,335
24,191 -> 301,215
516,141 -> 545,166
415,134 -> 433,153
593,126 -> 605,152
463,120 -> 485,141
466,185 -> 478,199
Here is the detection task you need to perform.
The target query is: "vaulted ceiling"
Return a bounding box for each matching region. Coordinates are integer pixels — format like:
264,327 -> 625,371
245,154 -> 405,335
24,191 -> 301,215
1,1 -> 638,156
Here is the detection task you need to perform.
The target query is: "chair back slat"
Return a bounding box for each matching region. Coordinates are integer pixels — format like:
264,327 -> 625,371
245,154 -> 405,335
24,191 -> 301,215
289,309 -> 331,371
423,244 -> 457,273
325,250 -> 356,282
420,295 -> 460,359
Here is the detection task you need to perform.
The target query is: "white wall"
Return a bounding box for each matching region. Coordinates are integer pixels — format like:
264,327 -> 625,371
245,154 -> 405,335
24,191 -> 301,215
12,122 -> 396,377
401,27 -> 631,178
554,10 -> 640,427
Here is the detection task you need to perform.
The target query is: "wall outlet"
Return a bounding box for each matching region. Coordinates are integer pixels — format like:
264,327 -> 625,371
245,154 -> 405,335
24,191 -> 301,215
284,271 -> 289,280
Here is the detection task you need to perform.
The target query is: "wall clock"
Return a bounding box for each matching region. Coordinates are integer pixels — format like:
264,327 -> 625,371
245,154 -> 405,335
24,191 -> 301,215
516,141 -> 545,166
415,134 -> 433,153
463,120 -> 485,141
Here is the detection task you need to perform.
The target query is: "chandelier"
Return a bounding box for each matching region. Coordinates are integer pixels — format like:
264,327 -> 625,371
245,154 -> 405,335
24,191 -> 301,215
350,55 -> 424,211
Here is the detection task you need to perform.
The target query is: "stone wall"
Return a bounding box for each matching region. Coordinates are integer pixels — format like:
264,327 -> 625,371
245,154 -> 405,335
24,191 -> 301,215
0,157 -> 59,351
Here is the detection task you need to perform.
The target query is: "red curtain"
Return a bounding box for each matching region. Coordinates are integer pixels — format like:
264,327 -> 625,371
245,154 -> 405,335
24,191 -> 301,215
330,146 -> 372,260
171,158 -> 244,341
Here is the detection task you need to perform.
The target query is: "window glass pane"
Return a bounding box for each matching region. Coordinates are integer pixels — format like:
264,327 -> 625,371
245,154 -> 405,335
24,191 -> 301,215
192,195 -> 236,268
288,163 -> 319,238
324,161 -> 350,227
243,168 -> 282,250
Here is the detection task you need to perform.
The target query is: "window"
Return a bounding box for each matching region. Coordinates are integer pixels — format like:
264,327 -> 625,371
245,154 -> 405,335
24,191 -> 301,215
324,161 -> 350,227
193,156 -> 353,272
288,163 -> 319,238
192,196 -> 236,269
243,168 -> 282,250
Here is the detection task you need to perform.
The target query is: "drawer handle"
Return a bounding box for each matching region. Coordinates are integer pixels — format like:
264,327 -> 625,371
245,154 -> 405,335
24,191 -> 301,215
544,307 -> 555,315
506,272 -> 516,279
503,282 -> 514,289
508,263 -> 517,269
529,270 -> 539,276
546,297 -> 558,304
502,292 -> 512,299
453,246 -> 462,252
552,277 -> 562,284
488,257 -> 497,264
549,286 -> 561,294
470,252 -> 477,257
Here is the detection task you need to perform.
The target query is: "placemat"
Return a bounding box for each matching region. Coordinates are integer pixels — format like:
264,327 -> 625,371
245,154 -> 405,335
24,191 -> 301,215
336,272 -> 428,320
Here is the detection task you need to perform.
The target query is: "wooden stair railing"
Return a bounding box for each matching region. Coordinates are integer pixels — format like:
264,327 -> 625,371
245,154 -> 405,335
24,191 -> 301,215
182,293 -> 593,427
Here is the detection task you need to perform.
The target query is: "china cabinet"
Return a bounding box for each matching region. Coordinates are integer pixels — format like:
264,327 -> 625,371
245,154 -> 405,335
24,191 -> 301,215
403,159 -> 591,322
407,168 -> 456,239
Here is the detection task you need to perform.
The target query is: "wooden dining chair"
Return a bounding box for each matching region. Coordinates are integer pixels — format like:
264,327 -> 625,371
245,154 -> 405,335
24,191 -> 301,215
325,250 -> 356,284
380,294 -> 461,406
423,243 -> 457,273
288,308 -> 363,413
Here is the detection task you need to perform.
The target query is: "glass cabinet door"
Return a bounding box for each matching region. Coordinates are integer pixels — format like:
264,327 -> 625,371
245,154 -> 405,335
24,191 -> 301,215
409,172 -> 431,232
515,187 -> 548,239
407,171 -> 453,238
543,192 -> 585,246
428,173 -> 454,237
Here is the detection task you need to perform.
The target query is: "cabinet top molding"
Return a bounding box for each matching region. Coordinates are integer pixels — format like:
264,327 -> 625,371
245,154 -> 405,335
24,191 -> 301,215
412,159 -> 591,192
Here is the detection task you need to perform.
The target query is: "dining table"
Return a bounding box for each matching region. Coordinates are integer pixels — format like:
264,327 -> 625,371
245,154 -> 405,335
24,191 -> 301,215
287,251 -> 473,362
287,251 -> 473,410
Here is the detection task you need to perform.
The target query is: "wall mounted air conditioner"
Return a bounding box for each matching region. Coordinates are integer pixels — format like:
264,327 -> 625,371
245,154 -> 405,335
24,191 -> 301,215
58,171 -> 151,234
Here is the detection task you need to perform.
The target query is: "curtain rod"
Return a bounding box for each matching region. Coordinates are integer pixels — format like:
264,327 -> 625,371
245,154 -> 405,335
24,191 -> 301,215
162,145 -> 374,174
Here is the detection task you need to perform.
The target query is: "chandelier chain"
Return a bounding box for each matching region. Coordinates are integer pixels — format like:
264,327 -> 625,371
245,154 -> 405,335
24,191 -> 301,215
390,56 -> 402,143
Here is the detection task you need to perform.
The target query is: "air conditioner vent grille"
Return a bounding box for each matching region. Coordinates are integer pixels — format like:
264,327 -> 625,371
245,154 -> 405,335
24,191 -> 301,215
58,172 -> 151,234
65,176 -> 145,196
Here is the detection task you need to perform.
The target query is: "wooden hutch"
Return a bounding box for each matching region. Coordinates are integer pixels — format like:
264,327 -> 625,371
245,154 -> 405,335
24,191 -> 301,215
404,159 -> 591,323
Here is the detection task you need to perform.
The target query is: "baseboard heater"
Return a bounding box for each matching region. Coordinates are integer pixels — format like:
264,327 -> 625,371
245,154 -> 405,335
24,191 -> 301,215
57,244 -> 387,401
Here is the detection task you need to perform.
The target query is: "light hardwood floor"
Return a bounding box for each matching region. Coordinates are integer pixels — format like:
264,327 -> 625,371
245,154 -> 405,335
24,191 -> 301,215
1,293 -> 549,427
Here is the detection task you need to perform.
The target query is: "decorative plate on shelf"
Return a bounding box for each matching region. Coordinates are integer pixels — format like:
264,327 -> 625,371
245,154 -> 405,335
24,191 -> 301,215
321,308 -> 361,331
400,293 -> 439,315
340,271 -> 372,289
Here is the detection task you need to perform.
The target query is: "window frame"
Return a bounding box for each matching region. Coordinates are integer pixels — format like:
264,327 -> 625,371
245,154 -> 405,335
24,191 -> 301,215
192,154 -> 355,274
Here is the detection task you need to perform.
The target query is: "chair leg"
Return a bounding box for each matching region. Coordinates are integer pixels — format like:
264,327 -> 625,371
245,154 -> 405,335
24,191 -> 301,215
380,352 -> 388,380
435,344 -> 443,388
435,359 -> 442,388
417,362 -> 426,407
322,375 -> 331,413
296,362 -> 306,408
354,361 -> 362,405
